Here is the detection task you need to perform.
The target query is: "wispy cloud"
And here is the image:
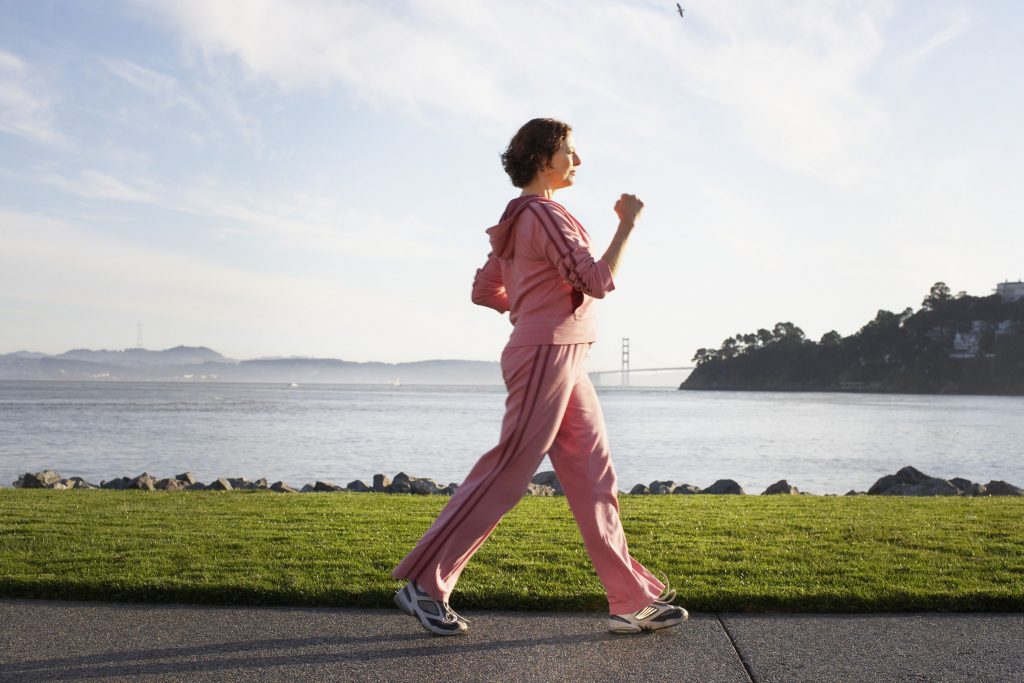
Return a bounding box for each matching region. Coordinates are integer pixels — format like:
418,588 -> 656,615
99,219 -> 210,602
35,169 -> 160,203
102,58 -> 205,114
0,49 -> 68,147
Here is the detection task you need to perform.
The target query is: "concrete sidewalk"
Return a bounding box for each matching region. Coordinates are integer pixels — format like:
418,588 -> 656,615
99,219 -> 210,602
0,599 -> 1021,682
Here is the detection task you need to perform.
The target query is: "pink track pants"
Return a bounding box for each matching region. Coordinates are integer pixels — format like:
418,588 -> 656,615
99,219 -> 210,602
391,343 -> 665,615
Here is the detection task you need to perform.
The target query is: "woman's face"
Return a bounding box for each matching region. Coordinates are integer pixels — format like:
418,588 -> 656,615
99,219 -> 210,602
539,133 -> 581,189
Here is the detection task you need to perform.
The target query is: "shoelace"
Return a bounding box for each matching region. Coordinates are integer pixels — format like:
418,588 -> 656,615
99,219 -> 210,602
444,603 -> 469,624
655,571 -> 677,604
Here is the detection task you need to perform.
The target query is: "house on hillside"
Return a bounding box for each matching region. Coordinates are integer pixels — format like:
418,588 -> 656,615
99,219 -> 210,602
951,321 -> 993,358
996,280 -> 1024,302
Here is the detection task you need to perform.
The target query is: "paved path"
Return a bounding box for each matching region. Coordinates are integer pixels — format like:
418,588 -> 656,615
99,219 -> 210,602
1,599 -> 1022,681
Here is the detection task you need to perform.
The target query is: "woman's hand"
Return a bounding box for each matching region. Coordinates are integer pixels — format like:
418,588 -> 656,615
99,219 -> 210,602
614,193 -> 644,227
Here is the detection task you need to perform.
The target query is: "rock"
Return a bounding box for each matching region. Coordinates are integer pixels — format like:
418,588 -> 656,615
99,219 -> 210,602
186,482 -> 207,491
648,481 -> 676,495
300,484 -> 316,493
984,480 -> 1024,496
671,484 -> 701,494
525,483 -> 557,496
703,479 -> 745,495
270,481 -> 298,493
867,466 -> 960,496
845,490 -> 866,496
176,472 -> 197,485
372,474 -> 391,492
531,471 -> 564,495
966,483 -> 987,496
19,470 -> 62,488
101,477 -> 132,490
440,483 -> 459,495
129,473 -> 156,491
156,478 -> 188,492
227,477 -> 252,490
69,477 -> 98,490
207,478 -> 234,491
57,478 -> 76,489
50,482 -> 68,490
949,477 -> 974,493
763,480 -> 799,495
346,480 -> 371,492
314,481 -> 344,492
252,478 -> 268,490
629,484 -> 650,495
410,478 -> 439,495
387,473 -> 413,494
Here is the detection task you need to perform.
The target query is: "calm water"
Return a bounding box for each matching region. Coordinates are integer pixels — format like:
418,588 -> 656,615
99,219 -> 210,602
1,381 -> 1022,494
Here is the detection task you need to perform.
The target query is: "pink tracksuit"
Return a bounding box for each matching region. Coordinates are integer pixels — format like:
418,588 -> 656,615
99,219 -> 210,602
391,195 -> 665,614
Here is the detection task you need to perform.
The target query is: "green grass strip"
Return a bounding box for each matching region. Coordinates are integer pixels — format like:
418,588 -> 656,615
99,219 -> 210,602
1,491 -> 1022,612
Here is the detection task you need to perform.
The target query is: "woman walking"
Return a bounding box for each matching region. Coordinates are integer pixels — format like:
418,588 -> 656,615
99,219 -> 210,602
392,118 -> 687,636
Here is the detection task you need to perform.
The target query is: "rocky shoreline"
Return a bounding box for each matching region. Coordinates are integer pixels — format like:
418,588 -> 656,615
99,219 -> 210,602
8,466 -> 1023,497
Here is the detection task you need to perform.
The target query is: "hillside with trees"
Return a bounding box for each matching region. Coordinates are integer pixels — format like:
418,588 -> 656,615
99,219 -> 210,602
681,282 -> 1024,395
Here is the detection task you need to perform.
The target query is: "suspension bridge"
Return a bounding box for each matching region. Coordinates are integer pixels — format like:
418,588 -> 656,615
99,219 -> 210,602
588,338 -> 693,386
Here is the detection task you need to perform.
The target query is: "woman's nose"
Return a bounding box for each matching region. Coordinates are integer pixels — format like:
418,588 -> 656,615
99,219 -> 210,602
573,153 -> 581,166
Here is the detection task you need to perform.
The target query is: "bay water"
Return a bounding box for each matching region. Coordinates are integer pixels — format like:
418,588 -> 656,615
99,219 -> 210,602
1,381 -> 1021,495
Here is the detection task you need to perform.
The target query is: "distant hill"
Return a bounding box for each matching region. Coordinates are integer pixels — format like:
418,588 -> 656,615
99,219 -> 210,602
681,282 -> 1024,395
0,347 -> 502,385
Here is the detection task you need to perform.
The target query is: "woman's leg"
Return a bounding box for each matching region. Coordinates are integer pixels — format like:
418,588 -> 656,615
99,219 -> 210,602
547,369 -> 666,615
391,344 -> 581,603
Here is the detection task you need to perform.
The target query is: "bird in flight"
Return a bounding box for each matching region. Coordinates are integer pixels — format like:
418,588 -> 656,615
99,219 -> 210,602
676,3 -> 684,18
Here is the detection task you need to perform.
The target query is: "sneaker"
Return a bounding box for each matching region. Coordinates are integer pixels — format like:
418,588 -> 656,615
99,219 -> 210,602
607,601 -> 689,634
394,581 -> 468,636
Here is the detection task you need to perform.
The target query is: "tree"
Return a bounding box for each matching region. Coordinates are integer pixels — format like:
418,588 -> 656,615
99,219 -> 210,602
922,281 -> 952,310
820,330 -> 842,346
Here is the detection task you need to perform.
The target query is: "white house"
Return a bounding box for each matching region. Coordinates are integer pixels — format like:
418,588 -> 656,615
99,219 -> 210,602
996,280 -> 1024,302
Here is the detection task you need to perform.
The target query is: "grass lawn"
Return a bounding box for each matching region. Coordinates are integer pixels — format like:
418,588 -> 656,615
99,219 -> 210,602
1,490 -> 1021,612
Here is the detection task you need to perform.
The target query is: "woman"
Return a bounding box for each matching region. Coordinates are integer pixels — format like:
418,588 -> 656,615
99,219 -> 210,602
392,118 -> 687,636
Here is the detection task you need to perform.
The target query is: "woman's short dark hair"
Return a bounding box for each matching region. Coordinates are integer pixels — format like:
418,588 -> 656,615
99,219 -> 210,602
501,118 -> 571,188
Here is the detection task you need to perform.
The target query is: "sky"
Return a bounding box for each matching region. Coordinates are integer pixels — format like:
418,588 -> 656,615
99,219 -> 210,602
1,0 -> 1022,374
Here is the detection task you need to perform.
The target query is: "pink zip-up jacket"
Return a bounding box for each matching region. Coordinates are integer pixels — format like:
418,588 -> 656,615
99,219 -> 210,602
471,195 -> 615,347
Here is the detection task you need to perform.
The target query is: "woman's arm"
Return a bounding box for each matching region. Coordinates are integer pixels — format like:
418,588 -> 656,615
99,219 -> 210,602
471,253 -> 510,313
601,194 -> 643,278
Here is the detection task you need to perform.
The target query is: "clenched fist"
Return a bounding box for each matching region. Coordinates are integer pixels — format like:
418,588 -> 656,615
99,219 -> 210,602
614,194 -> 644,226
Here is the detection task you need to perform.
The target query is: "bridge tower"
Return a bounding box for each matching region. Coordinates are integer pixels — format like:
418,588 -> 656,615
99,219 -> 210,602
621,337 -> 630,386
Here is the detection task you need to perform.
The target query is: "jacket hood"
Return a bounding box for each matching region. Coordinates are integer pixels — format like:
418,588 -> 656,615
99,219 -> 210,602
485,195 -> 544,259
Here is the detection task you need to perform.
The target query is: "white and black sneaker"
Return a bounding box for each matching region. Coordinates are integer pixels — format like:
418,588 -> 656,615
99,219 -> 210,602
608,598 -> 688,634
394,581 -> 469,636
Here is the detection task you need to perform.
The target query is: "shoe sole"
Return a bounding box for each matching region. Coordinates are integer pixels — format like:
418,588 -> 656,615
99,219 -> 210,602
394,587 -> 466,637
608,608 -> 689,634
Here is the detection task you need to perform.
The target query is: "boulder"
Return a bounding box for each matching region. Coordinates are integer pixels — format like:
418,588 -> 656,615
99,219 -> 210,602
186,482 -> 207,491
19,470 -> 62,488
129,473 -> 156,491
252,478 -> 268,490
156,478 -> 188,492
531,471 -> 564,495
300,484 -> 316,493
372,474 -> 391,492
314,481 -> 344,492
57,478 -> 76,490
845,490 -> 866,496
703,479 -> 745,495
867,466 -> 959,496
671,484 -> 701,495
648,481 -> 676,495
101,477 -> 132,490
966,483 -> 987,496
949,477 -> 974,493
50,482 -> 68,490
270,481 -> 298,493
440,483 -> 459,495
984,480 -> 1023,496
763,480 -> 799,495
525,483 -> 557,496
207,478 -> 234,491
346,480 -> 371,492
227,477 -> 252,490
69,477 -> 98,490
388,473 -> 413,494
629,484 -> 650,495
410,478 -> 439,495
175,472 -> 197,485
